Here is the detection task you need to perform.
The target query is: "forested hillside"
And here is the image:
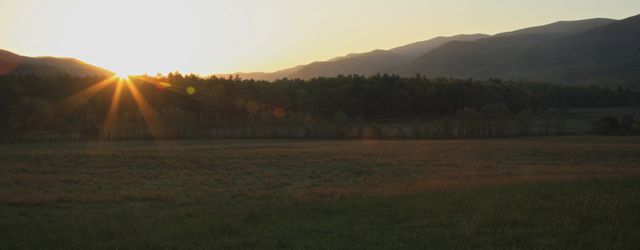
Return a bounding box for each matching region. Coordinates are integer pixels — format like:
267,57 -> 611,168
398,15 -> 640,84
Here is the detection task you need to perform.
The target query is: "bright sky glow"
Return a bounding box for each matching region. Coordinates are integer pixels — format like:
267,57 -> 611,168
1,0 -> 639,75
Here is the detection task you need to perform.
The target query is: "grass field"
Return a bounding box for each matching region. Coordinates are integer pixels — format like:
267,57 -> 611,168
1,136 -> 640,249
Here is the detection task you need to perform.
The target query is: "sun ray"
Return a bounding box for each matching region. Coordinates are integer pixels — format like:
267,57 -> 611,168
101,78 -> 125,139
115,72 -> 132,79
54,76 -> 118,116
125,78 -> 164,139
130,76 -> 172,91
131,76 -> 223,108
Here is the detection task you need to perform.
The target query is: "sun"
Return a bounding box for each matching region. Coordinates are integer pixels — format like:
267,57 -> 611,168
115,72 -> 130,79
114,68 -> 139,79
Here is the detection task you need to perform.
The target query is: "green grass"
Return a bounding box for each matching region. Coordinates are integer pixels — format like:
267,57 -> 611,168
1,136 -> 640,249
2,180 -> 639,249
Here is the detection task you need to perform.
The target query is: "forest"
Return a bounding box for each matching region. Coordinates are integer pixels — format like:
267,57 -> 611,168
0,73 -> 638,140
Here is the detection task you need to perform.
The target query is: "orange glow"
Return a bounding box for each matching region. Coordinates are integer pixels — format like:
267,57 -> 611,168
3,1 -> 640,74
125,78 -> 164,139
131,76 -> 172,90
102,78 -> 125,138
273,107 -> 286,119
115,72 -> 131,79
55,75 -> 171,140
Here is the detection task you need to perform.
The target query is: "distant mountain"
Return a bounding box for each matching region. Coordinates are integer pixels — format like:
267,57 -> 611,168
389,34 -> 489,56
234,16 -> 638,85
493,18 -> 617,37
404,15 -> 640,84
395,18 -> 618,81
233,34 -> 489,80
6,14 -> 633,85
218,65 -> 305,82
505,15 -> 640,83
0,49 -> 112,77
288,49 -> 407,79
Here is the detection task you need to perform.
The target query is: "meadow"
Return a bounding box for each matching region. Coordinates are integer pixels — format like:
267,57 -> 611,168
1,136 -> 640,249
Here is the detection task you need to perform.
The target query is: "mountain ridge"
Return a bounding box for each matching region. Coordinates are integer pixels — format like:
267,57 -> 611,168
4,15 -> 639,85
0,49 -> 112,77
230,34 -> 489,80
230,17 -> 624,82
396,15 -> 639,84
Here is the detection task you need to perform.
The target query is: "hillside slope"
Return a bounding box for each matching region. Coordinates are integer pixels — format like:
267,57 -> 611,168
0,49 -> 112,77
396,18 -> 618,81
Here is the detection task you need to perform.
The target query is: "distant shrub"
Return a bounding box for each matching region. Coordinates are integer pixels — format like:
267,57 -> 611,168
591,116 -> 621,134
436,117 -> 454,139
620,115 -> 636,131
633,121 -> 640,131
514,110 -> 535,135
363,125 -> 382,140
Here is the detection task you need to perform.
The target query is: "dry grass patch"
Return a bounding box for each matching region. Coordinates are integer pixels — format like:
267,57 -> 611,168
0,136 -> 639,204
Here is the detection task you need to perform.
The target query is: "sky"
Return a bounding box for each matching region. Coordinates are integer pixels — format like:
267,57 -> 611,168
1,0 -> 639,75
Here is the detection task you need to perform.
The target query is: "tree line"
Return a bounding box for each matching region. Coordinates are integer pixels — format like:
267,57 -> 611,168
0,73 -> 638,139
592,115 -> 640,134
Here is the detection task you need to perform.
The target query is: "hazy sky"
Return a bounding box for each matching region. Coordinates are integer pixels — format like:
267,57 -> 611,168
1,0 -> 639,75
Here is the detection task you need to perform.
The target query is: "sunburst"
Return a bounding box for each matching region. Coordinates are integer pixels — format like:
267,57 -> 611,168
54,74 -> 164,140
55,73 -> 222,140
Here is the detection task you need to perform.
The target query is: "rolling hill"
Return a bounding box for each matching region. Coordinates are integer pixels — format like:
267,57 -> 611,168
232,34 -> 489,80
233,16 -> 639,85
0,49 -> 112,77
394,18 -> 618,81
392,15 -> 640,84
4,14 -> 638,85
505,14 -> 640,83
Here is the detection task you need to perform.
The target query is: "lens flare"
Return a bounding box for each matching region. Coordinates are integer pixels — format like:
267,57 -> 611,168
186,86 -> 196,95
57,74 -> 214,141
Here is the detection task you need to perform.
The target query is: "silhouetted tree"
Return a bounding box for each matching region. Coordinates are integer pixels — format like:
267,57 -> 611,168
621,115 -> 636,131
1,74 -> 638,139
514,109 -> 534,135
481,103 -> 510,137
591,116 -> 621,134
9,97 -> 56,131
553,112 -> 567,135
436,117 -> 454,139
